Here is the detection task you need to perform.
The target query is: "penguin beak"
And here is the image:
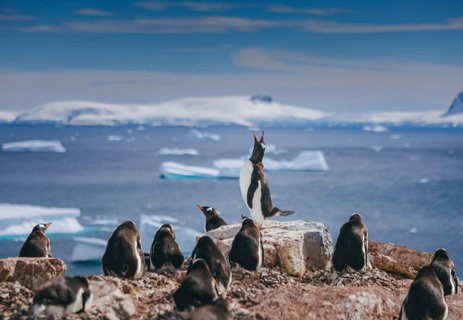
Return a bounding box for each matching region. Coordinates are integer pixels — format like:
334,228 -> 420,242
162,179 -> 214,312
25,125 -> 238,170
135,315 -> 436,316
197,205 -> 204,212
259,131 -> 264,143
252,131 -> 258,142
44,222 -> 52,230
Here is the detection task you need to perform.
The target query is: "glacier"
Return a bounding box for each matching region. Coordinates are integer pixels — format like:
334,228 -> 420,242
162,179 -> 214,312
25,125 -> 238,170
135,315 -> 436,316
2,140 -> 66,153
157,148 -> 199,156
0,204 -> 84,237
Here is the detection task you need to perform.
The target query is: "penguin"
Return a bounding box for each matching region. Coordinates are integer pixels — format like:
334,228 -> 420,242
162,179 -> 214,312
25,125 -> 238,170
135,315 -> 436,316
30,276 -> 93,318
19,223 -> 52,258
191,236 -> 232,296
174,259 -> 218,318
239,131 -> 294,224
150,223 -> 184,270
102,220 -> 144,279
332,213 -> 368,272
229,217 -> 264,271
399,248 -> 459,320
197,205 -> 227,232
188,298 -> 231,320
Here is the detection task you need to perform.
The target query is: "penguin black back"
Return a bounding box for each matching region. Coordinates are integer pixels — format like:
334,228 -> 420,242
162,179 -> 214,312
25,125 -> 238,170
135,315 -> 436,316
174,259 -> 217,316
150,224 -> 184,270
102,220 -> 144,279
399,266 -> 448,320
229,218 -> 263,271
429,248 -> 458,295
19,223 -> 52,258
333,213 -> 368,272
191,236 -> 231,295
197,205 -> 227,232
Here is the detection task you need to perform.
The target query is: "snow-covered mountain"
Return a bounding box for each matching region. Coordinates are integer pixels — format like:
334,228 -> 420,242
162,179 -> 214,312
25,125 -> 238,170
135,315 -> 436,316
443,91 -> 463,117
13,96 -> 330,126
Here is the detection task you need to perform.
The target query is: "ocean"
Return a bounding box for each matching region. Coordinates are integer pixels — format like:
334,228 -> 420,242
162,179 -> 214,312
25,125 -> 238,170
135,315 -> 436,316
0,125 -> 462,275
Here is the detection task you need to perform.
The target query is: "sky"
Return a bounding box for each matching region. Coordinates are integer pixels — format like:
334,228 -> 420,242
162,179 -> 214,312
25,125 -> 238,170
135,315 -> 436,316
0,0 -> 462,114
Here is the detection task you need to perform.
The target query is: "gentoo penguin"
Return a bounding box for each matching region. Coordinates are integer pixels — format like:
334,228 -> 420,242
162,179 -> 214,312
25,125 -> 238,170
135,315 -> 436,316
30,276 -> 93,318
102,220 -> 144,279
174,259 -> 218,317
188,298 -> 231,320
19,223 -> 52,258
333,213 -> 368,272
229,217 -> 264,271
191,236 -> 232,296
399,249 -> 459,320
197,205 -> 227,232
239,131 -> 294,224
150,224 -> 184,270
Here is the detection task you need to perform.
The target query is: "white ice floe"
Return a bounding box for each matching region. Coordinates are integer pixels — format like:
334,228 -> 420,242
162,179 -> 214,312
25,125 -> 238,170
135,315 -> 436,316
0,204 -> 83,237
187,129 -> 220,141
107,135 -> 123,141
362,124 -> 388,133
159,161 -> 220,179
157,148 -> 199,156
2,140 -> 66,153
140,214 -> 201,255
71,237 -> 107,262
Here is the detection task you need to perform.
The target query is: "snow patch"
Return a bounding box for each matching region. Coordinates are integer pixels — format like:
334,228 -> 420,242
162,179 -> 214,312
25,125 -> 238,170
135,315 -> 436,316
2,140 -> 66,153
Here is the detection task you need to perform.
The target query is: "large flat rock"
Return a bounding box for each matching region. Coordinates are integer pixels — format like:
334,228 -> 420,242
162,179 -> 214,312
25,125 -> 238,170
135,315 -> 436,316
207,220 -> 333,276
0,257 -> 66,290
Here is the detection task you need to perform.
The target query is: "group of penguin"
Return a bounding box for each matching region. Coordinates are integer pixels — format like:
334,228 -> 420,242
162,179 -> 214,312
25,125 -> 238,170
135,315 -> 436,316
16,131 -> 459,320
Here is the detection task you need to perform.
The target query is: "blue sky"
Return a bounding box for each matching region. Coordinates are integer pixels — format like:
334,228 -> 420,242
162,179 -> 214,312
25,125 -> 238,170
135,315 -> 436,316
0,0 -> 462,114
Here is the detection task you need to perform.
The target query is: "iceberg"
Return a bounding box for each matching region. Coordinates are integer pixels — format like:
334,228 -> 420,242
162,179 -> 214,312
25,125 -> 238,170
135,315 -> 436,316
157,148 -> 199,156
0,204 -> 84,237
187,129 -> 220,141
71,237 -> 107,262
2,140 -> 66,153
159,161 -> 220,179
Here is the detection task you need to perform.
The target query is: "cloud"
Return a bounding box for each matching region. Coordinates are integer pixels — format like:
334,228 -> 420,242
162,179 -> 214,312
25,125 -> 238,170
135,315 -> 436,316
75,9 -> 112,16
0,14 -> 34,21
267,5 -> 350,16
134,1 -> 241,12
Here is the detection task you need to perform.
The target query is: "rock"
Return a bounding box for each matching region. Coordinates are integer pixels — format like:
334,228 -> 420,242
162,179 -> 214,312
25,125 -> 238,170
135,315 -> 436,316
0,257 -> 66,290
368,241 -> 433,279
207,220 -> 333,276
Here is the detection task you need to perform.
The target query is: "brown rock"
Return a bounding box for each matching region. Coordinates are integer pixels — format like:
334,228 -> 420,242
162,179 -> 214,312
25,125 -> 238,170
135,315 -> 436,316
368,240 -> 433,279
0,257 -> 66,290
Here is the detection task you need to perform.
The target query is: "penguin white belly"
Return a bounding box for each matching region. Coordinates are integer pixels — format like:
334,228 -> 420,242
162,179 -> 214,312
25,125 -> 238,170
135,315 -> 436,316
256,236 -> 263,269
66,288 -> 83,313
134,241 -> 144,278
239,161 -> 264,224
251,181 -> 264,224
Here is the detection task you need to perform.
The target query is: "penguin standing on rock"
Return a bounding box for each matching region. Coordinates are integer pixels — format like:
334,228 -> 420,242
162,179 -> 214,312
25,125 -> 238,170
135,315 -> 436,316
229,217 -> 263,271
30,276 -> 93,318
191,236 -> 231,296
174,259 -> 218,318
150,224 -> 184,270
197,205 -> 227,232
333,213 -> 368,272
19,223 -> 52,258
102,220 -> 144,279
239,131 -> 294,224
399,248 -> 458,320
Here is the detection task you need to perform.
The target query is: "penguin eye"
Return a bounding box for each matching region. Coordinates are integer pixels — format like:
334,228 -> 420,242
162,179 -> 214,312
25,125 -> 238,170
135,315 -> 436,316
206,207 -> 213,212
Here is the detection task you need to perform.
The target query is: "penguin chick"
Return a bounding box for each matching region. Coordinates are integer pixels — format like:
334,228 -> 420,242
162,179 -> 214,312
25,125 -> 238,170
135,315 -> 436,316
197,205 -> 227,232
102,220 -> 144,279
30,276 -> 93,318
191,236 -> 231,296
229,218 -> 263,271
150,223 -> 184,270
174,259 -> 218,318
19,223 -> 52,258
333,213 -> 368,272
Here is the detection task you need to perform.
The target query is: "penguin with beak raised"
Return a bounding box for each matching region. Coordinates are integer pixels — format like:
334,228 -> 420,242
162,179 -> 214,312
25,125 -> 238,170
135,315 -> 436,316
19,223 -> 52,258
239,131 -> 294,224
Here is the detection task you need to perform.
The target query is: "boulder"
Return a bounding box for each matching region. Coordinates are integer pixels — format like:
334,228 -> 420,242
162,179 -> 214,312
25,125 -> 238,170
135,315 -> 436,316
207,220 -> 333,276
0,258 -> 66,290
368,241 -> 433,279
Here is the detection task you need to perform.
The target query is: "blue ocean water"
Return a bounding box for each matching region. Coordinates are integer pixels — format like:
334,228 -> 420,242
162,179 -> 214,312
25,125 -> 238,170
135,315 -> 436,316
0,125 -> 462,275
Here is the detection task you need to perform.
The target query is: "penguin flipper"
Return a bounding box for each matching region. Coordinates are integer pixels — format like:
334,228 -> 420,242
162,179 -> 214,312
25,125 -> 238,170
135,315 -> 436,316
270,207 -> 295,217
246,167 -> 260,209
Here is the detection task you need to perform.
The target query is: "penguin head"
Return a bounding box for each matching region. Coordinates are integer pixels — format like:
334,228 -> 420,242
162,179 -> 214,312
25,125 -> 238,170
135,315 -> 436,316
242,218 -> 259,230
434,248 -> 449,259
349,213 -> 363,222
197,205 -> 218,218
119,220 -> 137,230
160,224 -> 176,239
432,248 -> 458,294
196,235 -> 215,248
188,258 -> 210,273
249,131 -> 265,163
32,222 -> 52,233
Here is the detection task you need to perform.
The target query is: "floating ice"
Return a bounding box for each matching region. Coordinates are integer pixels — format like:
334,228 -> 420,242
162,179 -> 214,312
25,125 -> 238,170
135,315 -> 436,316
140,214 -> 202,255
409,228 -> 418,233
71,237 -> 107,262
371,145 -> 383,152
159,161 -> 220,179
0,204 -> 83,237
2,140 -> 66,153
157,148 -> 199,156
419,178 -> 429,184
107,135 -> 123,141
187,129 -> 220,141
362,124 -> 388,133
